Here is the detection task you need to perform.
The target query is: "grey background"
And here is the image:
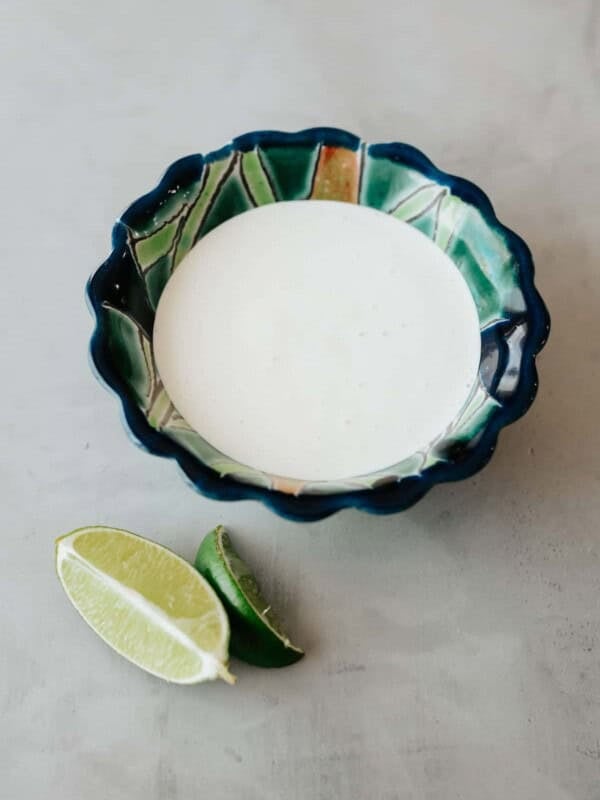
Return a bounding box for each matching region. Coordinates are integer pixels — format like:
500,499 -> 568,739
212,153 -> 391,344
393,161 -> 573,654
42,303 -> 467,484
2,1 -> 599,798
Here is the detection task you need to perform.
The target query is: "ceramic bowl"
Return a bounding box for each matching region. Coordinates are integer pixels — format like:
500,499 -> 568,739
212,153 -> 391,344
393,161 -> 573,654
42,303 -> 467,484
88,127 -> 549,521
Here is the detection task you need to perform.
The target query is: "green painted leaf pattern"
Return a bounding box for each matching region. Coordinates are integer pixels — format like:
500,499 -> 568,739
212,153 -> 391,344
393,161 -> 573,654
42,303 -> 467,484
390,183 -> 448,226
240,150 -> 277,206
259,144 -> 320,200
361,159 -> 426,212
144,252 -> 178,311
107,136 -> 533,496
173,155 -> 236,269
133,215 -> 183,271
446,206 -> 526,327
200,168 -> 253,238
103,305 -> 154,410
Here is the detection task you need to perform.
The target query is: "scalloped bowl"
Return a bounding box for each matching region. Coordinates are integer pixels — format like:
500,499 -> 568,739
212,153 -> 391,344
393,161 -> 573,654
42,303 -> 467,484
88,128 -> 549,521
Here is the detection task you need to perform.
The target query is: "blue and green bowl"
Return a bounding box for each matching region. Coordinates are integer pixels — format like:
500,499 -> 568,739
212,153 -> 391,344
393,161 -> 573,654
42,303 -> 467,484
88,127 -> 549,521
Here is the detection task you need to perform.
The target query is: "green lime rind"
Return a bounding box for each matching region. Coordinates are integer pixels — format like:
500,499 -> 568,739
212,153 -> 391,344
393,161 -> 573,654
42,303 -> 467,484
194,526 -> 304,668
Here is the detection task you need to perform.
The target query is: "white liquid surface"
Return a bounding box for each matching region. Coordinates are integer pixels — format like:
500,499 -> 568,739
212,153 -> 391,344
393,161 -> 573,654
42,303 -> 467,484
153,201 -> 481,481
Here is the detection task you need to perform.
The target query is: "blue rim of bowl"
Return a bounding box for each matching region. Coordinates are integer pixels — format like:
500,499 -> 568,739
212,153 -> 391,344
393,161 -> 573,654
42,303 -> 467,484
87,127 -> 550,522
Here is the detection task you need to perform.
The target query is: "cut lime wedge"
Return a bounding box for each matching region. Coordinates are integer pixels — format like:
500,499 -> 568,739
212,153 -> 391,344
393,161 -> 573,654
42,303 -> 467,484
194,526 -> 303,668
56,526 -> 234,684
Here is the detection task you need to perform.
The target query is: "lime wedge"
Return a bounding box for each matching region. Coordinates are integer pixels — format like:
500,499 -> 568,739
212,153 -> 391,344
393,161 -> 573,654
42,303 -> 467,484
55,526 -> 234,684
194,526 -> 303,668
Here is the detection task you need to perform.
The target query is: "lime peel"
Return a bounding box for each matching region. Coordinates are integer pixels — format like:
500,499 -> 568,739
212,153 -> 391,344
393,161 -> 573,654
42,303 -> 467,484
195,526 -> 303,668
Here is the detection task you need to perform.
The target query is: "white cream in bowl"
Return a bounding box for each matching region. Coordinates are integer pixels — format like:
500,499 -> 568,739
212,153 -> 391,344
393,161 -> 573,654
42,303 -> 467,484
153,200 -> 481,481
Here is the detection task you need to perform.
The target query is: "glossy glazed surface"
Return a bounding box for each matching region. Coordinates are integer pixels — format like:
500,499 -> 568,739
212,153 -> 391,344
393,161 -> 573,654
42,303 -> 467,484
88,128 -> 549,518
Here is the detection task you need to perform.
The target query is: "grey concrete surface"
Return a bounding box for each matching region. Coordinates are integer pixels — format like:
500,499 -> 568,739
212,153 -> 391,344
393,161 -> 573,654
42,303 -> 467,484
1,1 -> 599,798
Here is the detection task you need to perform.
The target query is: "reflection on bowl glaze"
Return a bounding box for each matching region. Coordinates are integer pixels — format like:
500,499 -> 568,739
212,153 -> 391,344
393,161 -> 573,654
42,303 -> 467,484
88,128 -> 549,521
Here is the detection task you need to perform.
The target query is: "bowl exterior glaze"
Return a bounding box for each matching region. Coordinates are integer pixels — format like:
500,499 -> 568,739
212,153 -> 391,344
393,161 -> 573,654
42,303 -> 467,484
88,128 -> 549,521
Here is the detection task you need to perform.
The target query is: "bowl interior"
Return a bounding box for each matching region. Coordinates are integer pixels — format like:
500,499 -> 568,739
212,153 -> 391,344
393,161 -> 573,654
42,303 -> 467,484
90,128 -> 547,500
